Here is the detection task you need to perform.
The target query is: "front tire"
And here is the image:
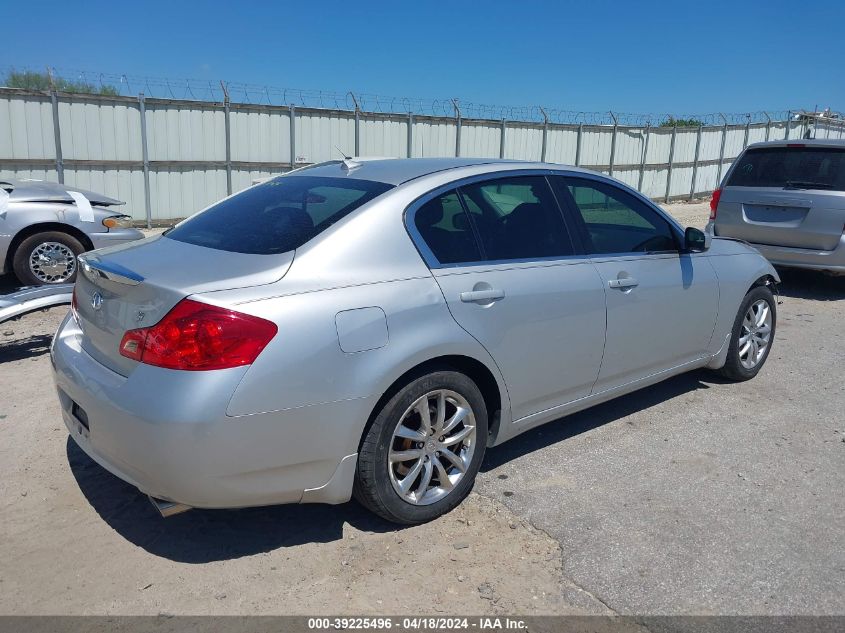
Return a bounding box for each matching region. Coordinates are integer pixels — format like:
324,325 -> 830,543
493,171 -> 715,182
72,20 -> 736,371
12,231 -> 85,285
716,285 -> 776,381
354,371 -> 488,524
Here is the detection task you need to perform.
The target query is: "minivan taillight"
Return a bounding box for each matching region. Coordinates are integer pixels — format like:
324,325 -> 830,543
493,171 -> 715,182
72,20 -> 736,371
119,299 -> 277,370
709,188 -> 722,220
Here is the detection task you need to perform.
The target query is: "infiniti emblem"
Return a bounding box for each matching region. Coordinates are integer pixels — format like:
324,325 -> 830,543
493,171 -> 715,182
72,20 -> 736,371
91,291 -> 103,311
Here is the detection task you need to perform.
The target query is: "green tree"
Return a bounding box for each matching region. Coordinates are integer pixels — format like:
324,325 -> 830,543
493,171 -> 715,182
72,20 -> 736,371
3,70 -> 119,96
660,116 -> 704,128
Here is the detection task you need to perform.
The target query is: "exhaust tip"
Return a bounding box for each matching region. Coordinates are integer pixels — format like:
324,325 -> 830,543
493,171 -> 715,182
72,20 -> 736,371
148,495 -> 192,518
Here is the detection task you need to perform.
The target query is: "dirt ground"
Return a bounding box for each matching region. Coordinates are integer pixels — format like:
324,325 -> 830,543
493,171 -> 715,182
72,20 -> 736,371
1,201 -> 842,616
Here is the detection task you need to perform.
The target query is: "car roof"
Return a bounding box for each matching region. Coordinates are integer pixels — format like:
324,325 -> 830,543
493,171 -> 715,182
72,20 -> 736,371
289,157 -> 573,186
745,138 -> 845,150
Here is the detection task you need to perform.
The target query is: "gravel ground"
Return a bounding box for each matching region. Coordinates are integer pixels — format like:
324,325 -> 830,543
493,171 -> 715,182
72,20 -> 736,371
0,201 -> 842,615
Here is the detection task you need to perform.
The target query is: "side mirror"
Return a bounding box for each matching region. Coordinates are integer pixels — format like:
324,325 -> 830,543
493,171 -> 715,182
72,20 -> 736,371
684,227 -> 710,252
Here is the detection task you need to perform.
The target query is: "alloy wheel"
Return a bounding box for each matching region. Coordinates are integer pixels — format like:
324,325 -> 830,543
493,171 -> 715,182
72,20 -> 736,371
739,299 -> 772,369
388,389 -> 477,505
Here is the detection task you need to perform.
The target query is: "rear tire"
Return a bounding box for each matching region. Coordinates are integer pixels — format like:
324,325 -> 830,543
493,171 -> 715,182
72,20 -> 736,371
354,371 -> 488,524
12,231 -> 85,286
716,285 -> 776,382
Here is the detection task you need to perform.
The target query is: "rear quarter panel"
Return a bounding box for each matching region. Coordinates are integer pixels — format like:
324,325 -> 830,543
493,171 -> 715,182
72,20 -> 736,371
208,277 -> 510,460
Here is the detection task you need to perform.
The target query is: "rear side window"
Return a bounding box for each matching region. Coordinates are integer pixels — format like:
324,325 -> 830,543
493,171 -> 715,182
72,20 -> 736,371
414,190 -> 482,265
727,146 -> 845,191
458,176 -> 574,260
166,176 -> 392,254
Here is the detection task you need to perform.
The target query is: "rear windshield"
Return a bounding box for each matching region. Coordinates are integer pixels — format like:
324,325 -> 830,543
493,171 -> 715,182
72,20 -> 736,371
165,176 -> 393,254
727,146 -> 845,191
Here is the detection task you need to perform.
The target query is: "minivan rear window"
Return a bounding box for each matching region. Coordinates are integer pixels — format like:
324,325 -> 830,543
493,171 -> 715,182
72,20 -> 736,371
727,146 -> 845,191
165,176 -> 393,254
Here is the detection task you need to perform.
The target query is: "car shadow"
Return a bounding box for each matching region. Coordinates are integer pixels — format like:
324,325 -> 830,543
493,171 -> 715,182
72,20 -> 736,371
481,369 -> 719,471
0,274 -> 21,294
67,369 -> 719,563
0,333 -> 53,362
775,267 -> 845,301
66,438 -> 401,564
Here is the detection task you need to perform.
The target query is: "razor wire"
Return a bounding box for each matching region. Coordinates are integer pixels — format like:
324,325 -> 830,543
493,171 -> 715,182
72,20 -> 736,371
0,65 -> 825,128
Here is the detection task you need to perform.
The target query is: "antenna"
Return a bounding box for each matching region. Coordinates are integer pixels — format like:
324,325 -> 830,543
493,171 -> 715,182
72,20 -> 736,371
333,146 -> 361,171
334,145 -> 352,160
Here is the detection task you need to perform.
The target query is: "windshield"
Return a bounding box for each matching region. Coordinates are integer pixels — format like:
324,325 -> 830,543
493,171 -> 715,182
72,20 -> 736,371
727,146 -> 845,191
165,175 -> 393,254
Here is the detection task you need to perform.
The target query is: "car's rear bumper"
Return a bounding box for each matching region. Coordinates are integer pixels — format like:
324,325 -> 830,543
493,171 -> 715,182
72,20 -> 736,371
707,222 -> 845,273
50,312 -> 365,510
749,235 -> 845,274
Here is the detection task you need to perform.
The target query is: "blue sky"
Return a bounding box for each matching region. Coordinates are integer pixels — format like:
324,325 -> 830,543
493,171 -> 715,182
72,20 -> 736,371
2,0 -> 842,116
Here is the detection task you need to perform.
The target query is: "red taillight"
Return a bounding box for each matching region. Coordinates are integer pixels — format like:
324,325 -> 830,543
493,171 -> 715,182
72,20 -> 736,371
119,299 -> 277,370
71,285 -> 78,314
709,188 -> 722,220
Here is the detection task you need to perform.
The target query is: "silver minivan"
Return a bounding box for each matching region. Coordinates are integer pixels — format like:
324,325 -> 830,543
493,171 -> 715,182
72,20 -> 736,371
708,139 -> 845,275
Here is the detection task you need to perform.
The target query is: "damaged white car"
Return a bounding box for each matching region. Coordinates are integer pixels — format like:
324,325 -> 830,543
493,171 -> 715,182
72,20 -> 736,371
0,179 -> 143,285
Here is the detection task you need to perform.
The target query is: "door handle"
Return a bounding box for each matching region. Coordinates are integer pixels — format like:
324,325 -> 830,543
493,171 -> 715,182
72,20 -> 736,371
608,278 -> 639,289
460,288 -> 505,303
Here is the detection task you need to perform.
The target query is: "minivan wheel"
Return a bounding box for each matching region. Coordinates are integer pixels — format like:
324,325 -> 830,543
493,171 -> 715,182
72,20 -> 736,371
716,285 -> 776,381
12,231 -> 85,285
354,371 -> 488,524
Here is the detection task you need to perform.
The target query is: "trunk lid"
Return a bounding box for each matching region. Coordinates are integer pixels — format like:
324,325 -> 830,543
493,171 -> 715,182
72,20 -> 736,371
74,235 -> 293,375
714,145 -> 845,250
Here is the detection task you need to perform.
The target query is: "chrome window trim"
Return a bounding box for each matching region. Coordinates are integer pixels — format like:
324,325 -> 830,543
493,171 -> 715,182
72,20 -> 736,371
430,254 -> 595,278
403,168 -> 582,270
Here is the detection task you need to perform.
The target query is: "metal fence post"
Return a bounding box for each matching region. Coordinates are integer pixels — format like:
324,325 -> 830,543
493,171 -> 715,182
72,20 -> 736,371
664,125 -> 677,203
49,89 -> 64,184
608,111 -> 618,177
289,104 -> 296,169
349,92 -> 360,156
716,113 -> 728,186
46,68 -> 64,184
785,110 -> 791,140
575,123 -> 583,167
742,114 -> 750,149
499,119 -> 506,158
138,93 -> 152,229
407,112 -> 413,158
221,81 -> 232,195
452,99 -> 461,158
637,123 -> 650,192
540,107 -> 549,162
689,124 -> 702,201
764,112 -> 771,142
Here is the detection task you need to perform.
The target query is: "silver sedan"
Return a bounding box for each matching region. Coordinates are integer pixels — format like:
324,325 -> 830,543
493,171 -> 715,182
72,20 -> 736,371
52,158 -> 779,524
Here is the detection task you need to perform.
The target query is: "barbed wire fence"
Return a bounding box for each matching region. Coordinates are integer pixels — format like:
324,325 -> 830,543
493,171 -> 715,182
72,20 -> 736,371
0,65 -> 813,126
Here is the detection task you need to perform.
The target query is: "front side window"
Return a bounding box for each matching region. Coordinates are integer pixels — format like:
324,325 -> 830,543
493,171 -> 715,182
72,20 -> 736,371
166,176 -> 392,255
458,176 -> 574,261
556,177 -> 677,254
